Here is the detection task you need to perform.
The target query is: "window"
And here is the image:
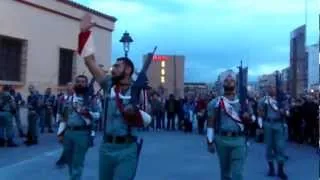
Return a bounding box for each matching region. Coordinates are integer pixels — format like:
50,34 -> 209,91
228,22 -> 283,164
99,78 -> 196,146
0,36 -> 23,81
161,68 -> 165,75
58,48 -> 74,85
161,61 -> 165,68
161,76 -> 165,83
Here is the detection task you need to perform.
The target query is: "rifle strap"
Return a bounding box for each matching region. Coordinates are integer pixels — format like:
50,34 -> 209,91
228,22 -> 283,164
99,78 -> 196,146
264,103 -> 268,120
214,98 -> 222,133
102,89 -> 108,136
70,95 -> 91,126
114,85 -> 133,136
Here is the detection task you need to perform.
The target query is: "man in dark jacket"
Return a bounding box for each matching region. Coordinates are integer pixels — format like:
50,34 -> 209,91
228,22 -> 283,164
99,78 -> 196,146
165,94 -> 177,131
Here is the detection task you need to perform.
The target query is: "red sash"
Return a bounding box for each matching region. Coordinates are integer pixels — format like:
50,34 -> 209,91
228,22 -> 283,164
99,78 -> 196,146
114,86 -> 143,127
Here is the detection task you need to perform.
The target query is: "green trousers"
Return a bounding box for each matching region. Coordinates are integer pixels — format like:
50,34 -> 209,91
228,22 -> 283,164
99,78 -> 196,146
27,111 -> 39,138
99,142 -> 138,180
0,111 -> 14,139
44,108 -> 53,129
263,122 -> 286,163
63,130 -> 90,180
215,135 -> 247,180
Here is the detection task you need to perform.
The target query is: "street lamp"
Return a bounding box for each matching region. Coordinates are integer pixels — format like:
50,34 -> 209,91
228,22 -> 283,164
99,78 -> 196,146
119,31 -> 133,57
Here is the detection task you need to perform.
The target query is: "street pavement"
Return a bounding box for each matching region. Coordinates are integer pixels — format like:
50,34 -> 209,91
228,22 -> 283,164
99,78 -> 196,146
0,130 -> 318,180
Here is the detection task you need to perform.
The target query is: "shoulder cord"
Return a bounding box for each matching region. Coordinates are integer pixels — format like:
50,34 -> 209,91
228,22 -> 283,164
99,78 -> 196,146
214,98 -> 222,134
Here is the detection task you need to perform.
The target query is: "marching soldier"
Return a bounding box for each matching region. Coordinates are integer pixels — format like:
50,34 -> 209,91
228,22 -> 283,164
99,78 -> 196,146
60,75 -> 100,180
56,82 -> 74,168
206,72 -> 252,180
258,85 -> 288,179
41,88 -> 55,133
78,14 -> 151,180
25,85 -> 41,146
9,87 -> 25,137
0,85 -> 18,147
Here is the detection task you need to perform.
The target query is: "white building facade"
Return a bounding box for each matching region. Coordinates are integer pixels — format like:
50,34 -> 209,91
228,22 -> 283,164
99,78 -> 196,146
307,44 -> 320,89
0,0 -> 116,94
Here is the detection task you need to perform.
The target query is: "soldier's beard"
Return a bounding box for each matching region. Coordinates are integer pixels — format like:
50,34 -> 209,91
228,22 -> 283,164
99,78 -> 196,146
112,71 -> 125,84
74,86 -> 88,95
224,85 -> 235,94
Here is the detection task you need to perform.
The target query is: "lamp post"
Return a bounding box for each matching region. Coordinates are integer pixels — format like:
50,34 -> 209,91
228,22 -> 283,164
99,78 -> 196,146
119,31 -> 133,57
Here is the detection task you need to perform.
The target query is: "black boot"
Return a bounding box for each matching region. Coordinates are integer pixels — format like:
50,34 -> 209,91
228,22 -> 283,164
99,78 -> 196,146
277,162 -> 288,180
267,161 -> 275,176
24,139 -> 33,146
19,129 -> 25,138
6,139 -> 18,147
33,136 -> 38,145
0,138 -> 5,147
24,133 -> 33,146
55,155 -> 67,168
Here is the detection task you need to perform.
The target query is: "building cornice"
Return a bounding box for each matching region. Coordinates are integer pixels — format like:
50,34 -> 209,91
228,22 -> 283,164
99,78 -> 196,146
16,0 -> 116,32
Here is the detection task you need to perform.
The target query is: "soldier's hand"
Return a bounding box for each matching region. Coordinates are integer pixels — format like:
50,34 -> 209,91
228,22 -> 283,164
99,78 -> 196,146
58,136 -> 64,144
208,143 -> 216,154
124,104 -> 137,115
80,13 -> 95,32
279,108 -> 286,115
242,112 -> 250,119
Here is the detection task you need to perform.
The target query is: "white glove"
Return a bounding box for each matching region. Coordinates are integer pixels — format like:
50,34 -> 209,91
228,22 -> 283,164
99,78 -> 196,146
207,128 -> 215,143
140,110 -> 152,127
258,117 -> 263,128
57,122 -> 66,136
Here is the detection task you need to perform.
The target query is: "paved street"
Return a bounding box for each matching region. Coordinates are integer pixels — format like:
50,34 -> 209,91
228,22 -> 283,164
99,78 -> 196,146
0,131 -> 318,180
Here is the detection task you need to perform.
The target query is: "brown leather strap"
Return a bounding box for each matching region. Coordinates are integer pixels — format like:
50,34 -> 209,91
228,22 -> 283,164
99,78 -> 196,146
114,86 -> 126,114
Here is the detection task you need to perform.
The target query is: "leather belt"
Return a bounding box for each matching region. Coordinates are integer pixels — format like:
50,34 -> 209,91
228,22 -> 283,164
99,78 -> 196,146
103,135 -> 137,144
218,131 -> 244,137
67,126 -> 90,131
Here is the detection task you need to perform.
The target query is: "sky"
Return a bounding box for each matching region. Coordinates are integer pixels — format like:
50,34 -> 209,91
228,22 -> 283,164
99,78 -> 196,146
74,0 -> 319,82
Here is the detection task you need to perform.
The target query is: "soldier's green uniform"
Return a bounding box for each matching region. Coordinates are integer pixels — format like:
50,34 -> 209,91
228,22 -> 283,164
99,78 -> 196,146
0,91 -> 17,147
207,97 -> 247,180
98,76 -> 140,180
258,96 -> 288,178
25,92 -> 41,145
62,94 -> 98,180
42,92 -> 55,133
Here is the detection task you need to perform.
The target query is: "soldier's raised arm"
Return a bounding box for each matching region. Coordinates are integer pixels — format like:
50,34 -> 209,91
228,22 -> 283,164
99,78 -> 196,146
78,14 -> 108,85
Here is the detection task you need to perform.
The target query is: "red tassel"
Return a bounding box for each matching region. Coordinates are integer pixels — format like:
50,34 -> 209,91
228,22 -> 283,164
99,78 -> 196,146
78,31 -> 91,55
219,99 -> 225,110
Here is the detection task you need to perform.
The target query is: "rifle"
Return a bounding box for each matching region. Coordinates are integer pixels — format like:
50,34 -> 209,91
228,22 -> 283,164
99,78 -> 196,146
275,71 -> 283,112
88,77 -> 95,96
275,71 -> 287,135
238,61 -> 248,116
127,47 -> 157,178
130,46 -> 157,107
0,92 -> 15,113
238,61 -> 250,137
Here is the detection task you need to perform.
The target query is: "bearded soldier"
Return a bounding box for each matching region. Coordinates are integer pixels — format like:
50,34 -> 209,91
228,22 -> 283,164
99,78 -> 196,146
206,71 -> 252,180
78,14 -> 151,180
258,84 -> 289,180
0,85 -> 18,147
56,82 -> 74,168
59,75 -> 100,180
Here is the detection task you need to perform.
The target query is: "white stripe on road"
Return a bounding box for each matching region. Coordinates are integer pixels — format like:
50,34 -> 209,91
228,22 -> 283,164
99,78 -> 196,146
44,149 -> 61,156
0,148 -> 61,170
